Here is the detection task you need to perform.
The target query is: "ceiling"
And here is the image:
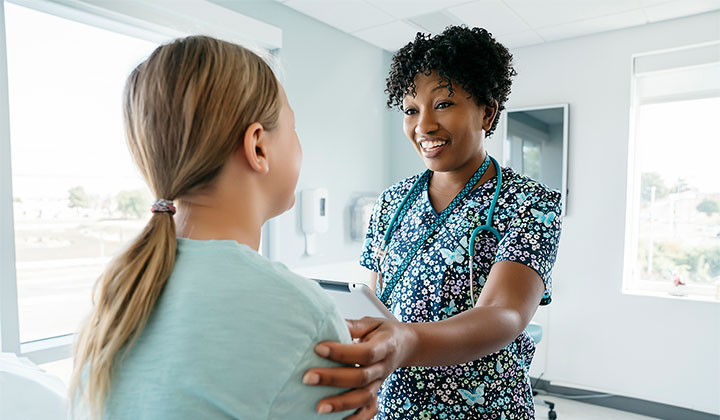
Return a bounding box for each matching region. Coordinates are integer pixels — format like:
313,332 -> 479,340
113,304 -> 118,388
271,0 -> 720,51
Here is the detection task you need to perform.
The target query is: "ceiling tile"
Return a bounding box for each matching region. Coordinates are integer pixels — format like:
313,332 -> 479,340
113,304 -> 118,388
407,10 -> 463,34
495,30 -> 545,49
363,0 -> 469,20
284,0 -> 394,33
535,9 -> 647,42
502,0 -> 641,28
644,0 -> 720,22
352,20 -> 422,51
447,0 -> 531,36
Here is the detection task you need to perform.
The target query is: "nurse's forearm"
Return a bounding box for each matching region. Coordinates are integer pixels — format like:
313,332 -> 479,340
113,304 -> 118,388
402,306 -> 524,367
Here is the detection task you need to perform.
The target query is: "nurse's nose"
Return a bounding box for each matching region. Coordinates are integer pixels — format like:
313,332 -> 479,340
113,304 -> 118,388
415,109 -> 439,135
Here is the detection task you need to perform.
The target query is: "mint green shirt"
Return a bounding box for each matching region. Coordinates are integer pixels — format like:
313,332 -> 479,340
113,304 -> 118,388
101,238 -> 352,419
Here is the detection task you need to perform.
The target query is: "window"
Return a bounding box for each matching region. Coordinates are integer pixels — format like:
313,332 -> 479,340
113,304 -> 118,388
625,41 -> 720,302
6,1 -> 159,344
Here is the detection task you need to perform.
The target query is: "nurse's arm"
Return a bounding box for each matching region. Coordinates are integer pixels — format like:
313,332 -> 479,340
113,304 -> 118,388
304,261 -> 544,413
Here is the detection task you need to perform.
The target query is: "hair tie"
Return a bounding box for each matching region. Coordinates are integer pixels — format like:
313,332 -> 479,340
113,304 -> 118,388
151,199 -> 176,215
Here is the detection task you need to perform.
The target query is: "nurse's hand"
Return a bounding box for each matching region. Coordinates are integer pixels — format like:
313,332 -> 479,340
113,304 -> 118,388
303,317 -> 416,419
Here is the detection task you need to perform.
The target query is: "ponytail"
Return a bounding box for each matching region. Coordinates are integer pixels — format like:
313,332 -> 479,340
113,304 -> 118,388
69,35 -> 280,417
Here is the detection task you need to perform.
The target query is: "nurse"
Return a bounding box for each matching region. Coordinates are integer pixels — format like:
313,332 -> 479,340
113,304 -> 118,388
304,26 -> 563,419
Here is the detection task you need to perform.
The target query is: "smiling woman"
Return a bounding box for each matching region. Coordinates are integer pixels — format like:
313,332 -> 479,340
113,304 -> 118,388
303,26 -> 564,420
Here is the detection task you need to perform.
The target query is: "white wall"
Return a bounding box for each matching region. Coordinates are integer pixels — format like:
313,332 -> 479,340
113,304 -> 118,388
210,0 -> 394,270
494,11 -> 720,414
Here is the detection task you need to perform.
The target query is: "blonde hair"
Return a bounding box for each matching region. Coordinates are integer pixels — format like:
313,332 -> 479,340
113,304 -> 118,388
69,36 -> 281,417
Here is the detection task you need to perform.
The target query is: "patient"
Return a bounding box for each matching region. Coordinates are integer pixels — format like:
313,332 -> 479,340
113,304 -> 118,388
69,36 -> 351,419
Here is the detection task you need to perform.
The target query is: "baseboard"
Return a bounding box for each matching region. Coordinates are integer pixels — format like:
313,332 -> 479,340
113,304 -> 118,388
531,378 -> 719,420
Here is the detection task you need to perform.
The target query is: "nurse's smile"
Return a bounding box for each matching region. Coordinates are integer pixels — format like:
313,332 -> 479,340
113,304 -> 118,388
417,136 -> 449,157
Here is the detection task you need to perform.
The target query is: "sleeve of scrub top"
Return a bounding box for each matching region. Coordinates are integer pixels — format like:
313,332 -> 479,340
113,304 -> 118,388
267,310 -> 353,419
494,188 -> 563,305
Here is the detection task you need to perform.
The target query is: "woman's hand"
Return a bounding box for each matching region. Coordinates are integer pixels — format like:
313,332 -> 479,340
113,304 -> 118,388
303,317 -> 416,419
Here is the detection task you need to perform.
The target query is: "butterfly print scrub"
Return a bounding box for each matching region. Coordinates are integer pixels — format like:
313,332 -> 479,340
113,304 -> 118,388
360,166 -> 563,419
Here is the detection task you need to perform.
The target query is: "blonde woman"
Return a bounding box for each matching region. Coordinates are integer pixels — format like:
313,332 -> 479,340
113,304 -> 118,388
69,36 -> 358,419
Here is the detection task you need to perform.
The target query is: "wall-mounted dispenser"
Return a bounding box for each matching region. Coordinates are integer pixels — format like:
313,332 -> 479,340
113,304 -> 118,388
350,194 -> 377,241
301,188 -> 328,255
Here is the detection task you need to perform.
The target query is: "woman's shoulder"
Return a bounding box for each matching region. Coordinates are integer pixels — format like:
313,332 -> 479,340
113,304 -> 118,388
376,172 -> 424,208
169,239 -> 337,323
500,166 -> 562,205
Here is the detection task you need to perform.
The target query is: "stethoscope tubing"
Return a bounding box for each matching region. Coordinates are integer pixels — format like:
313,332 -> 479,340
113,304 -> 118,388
378,155 -> 503,308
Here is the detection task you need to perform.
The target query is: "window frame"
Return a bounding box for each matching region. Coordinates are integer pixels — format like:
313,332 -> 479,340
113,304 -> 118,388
623,40 -> 720,303
0,0 -> 281,364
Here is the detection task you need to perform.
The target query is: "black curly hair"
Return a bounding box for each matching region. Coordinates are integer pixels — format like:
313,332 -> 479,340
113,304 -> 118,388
386,26 -> 517,137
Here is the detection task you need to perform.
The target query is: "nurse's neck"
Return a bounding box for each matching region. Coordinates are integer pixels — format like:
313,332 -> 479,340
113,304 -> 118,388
430,150 -> 495,194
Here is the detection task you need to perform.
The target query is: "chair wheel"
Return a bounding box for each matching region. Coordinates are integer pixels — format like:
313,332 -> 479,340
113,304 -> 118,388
548,409 -> 557,420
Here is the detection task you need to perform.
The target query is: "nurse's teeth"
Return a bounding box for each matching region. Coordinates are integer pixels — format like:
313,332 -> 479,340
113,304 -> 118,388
420,140 -> 448,150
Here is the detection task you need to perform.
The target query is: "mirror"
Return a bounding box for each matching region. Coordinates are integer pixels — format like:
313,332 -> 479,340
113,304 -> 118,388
503,104 -> 569,215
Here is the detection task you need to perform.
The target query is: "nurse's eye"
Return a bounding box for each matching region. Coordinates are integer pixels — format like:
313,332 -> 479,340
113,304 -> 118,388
436,101 -> 453,109
403,107 -> 418,116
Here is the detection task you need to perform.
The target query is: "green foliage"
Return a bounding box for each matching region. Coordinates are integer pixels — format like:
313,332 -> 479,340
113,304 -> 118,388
639,241 -> 720,284
116,190 -> 149,219
640,172 -> 669,202
696,199 -> 720,217
68,186 -> 89,209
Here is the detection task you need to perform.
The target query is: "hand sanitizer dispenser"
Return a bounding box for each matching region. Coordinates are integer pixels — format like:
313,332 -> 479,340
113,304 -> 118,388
302,188 -> 328,255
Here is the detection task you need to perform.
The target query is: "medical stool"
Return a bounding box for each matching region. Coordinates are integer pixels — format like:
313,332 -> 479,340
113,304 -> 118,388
525,323 -> 557,420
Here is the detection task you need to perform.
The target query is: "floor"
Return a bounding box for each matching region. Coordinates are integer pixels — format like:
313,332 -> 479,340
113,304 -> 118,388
534,396 -> 661,420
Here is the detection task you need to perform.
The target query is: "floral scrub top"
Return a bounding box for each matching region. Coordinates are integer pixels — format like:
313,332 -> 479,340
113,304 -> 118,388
360,165 -> 563,420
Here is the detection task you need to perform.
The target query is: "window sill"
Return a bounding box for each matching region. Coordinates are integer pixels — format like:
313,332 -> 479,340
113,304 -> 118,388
623,287 -> 720,304
20,334 -> 73,364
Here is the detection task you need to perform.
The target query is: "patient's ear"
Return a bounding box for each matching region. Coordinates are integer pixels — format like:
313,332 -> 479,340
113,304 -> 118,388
241,122 -> 270,175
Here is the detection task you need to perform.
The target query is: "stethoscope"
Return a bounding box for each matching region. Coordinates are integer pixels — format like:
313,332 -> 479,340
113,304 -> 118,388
375,154 -> 503,308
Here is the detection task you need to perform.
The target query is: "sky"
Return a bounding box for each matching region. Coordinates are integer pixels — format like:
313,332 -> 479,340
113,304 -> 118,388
636,97 -> 720,194
6,2 -> 161,200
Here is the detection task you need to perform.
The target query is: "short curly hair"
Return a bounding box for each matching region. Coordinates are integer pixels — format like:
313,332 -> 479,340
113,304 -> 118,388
386,26 -> 517,137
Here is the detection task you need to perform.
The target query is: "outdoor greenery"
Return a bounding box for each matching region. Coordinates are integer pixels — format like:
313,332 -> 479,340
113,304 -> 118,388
68,186 -> 89,209
64,186 -> 149,219
639,241 -> 720,285
116,189 -> 150,219
641,172 -> 669,201
638,172 -> 720,286
697,199 -> 720,217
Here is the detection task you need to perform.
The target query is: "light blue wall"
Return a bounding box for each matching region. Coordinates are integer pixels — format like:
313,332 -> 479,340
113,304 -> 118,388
210,0 -> 398,268
386,109 -> 425,184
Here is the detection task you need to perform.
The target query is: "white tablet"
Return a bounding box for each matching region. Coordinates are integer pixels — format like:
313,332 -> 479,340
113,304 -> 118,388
313,278 -> 395,320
